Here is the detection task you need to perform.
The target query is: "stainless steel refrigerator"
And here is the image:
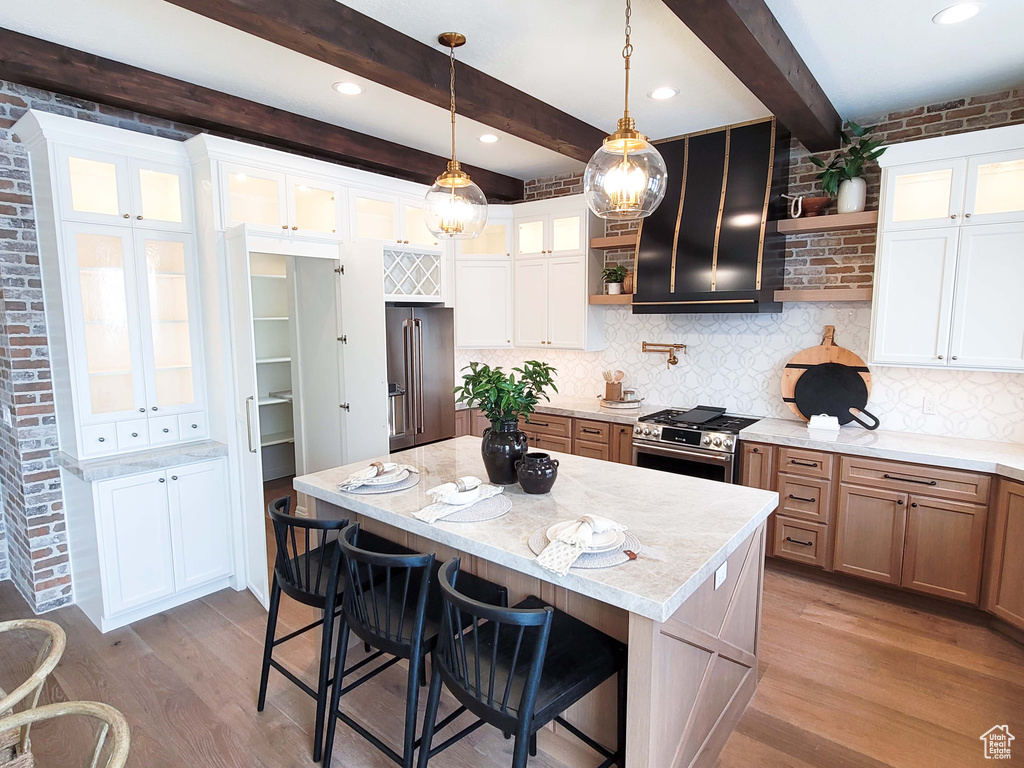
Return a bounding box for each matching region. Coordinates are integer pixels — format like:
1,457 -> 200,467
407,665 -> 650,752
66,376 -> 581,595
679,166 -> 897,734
385,306 -> 456,451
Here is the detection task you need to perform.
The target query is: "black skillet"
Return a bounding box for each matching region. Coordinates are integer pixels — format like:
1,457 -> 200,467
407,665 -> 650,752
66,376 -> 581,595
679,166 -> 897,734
793,362 -> 880,430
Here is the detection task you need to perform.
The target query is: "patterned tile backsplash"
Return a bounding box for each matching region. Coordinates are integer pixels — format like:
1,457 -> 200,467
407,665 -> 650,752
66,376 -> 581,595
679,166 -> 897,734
456,304 -> 1024,445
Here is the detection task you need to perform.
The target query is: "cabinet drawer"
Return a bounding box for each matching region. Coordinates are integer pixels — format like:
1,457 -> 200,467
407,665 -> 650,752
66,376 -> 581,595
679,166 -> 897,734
779,447 -> 833,479
116,419 -> 150,451
778,474 -> 832,524
840,455 -> 990,503
521,413 -> 572,438
773,517 -> 828,568
574,419 -> 611,443
82,423 -> 116,454
574,439 -> 610,461
178,412 -> 208,440
150,415 -> 179,444
531,433 -> 572,453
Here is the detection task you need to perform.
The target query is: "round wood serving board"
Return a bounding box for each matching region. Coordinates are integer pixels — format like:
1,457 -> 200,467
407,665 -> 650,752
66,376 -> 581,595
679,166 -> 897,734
782,325 -> 872,421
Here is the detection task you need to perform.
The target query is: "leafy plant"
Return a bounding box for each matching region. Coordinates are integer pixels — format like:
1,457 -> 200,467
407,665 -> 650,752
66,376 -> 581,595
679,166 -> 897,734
602,265 -> 627,284
809,121 -> 887,197
453,361 -> 558,424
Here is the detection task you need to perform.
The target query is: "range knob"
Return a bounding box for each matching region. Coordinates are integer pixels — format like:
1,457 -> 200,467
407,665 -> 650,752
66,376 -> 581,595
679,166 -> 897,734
633,425 -> 642,436
712,436 -> 723,447
642,427 -> 651,436
702,435 -> 712,446
723,438 -> 734,449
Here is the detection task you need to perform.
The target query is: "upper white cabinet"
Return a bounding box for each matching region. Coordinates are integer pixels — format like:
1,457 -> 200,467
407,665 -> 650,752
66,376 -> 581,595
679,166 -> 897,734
872,125 -> 1024,371
382,245 -> 444,303
455,259 -> 513,348
351,190 -> 440,248
221,163 -> 345,238
458,213 -> 513,259
514,206 -> 585,257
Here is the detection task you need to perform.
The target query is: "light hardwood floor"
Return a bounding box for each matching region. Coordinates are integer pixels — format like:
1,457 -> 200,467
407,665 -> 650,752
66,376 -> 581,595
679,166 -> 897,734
1,561 -> 1022,767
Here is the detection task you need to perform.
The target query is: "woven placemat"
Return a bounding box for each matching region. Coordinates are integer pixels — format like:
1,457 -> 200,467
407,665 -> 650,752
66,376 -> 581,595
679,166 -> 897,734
341,473 -> 420,495
527,527 -> 642,570
431,494 -> 512,523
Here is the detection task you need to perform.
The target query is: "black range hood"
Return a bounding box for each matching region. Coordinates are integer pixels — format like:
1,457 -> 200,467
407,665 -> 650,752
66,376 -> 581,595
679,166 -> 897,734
632,118 -> 790,314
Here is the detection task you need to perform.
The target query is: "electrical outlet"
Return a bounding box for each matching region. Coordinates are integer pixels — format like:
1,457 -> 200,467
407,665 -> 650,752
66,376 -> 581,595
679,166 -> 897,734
714,562 -> 728,590
922,395 -> 937,415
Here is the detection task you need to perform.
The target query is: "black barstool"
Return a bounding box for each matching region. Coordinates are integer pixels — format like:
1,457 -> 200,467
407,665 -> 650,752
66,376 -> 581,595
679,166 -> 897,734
323,524 -> 508,768
417,558 -> 628,768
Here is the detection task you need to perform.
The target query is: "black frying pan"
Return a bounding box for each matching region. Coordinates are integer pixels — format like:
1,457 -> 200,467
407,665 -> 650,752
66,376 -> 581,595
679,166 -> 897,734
793,362 -> 880,430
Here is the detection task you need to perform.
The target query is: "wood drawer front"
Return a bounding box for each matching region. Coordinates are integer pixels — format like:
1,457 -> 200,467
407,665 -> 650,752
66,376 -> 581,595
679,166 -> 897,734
531,433 -> 572,453
520,413 -> 572,438
902,495 -> 987,605
574,419 -> 611,443
574,439 -> 610,461
778,474 -> 832,524
773,517 -> 828,568
840,456 -> 990,503
778,447 -> 833,479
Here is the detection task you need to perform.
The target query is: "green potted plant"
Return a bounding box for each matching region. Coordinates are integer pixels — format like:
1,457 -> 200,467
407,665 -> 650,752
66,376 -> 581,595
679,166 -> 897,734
810,121 -> 886,214
454,361 -> 558,484
602,265 -> 627,295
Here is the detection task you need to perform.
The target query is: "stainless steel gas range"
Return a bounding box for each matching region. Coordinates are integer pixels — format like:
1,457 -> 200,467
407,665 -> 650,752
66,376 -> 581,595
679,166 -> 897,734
631,406 -> 761,484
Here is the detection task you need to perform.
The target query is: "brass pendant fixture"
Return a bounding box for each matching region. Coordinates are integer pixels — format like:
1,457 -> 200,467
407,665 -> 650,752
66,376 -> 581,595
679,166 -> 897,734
583,0 -> 668,220
423,32 -> 488,240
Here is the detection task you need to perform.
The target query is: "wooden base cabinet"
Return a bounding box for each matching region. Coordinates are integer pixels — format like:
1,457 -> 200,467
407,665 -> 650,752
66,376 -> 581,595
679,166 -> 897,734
739,443 -> 775,490
834,485 -> 908,585
983,480 -> 1024,631
902,495 -> 987,603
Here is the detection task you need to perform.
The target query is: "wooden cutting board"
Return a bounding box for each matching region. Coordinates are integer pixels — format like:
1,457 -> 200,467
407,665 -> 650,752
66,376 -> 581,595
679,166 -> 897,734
782,326 -> 872,421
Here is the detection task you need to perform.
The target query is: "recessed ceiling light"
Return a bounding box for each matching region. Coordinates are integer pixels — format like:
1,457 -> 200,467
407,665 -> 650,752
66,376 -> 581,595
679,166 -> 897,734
932,2 -> 982,24
648,87 -> 680,101
332,81 -> 364,95
478,134 -> 500,143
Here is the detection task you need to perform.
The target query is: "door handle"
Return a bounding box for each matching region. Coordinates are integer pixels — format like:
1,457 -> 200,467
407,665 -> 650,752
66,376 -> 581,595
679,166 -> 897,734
245,395 -> 257,453
403,319 -> 417,436
414,318 -> 424,434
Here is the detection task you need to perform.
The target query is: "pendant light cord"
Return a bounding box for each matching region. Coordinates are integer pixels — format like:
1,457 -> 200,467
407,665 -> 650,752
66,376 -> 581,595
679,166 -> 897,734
449,43 -> 457,163
622,0 -> 633,119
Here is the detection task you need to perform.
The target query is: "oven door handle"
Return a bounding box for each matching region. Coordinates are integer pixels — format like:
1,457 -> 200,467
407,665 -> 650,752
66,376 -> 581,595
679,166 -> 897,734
633,442 -> 734,464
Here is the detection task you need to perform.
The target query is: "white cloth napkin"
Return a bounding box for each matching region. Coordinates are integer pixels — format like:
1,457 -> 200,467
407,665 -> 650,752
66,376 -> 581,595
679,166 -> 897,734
338,461 -> 418,491
425,476 -> 482,504
413,482 -> 504,524
535,515 -> 627,576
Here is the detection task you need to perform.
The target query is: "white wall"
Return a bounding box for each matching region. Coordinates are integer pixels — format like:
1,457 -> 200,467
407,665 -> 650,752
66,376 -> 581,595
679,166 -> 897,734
456,303 -> 1024,444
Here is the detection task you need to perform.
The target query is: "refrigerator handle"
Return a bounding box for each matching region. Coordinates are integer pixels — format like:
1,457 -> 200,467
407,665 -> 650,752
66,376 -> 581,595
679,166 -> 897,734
414,318 -> 425,434
403,318 -> 417,437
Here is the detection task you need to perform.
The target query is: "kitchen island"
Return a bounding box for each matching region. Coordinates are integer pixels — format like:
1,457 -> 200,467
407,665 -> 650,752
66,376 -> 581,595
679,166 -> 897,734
295,436 -> 778,768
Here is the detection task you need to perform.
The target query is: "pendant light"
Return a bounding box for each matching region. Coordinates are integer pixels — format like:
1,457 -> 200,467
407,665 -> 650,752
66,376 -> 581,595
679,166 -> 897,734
583,0 -> 668,220
423,32 -> 488,240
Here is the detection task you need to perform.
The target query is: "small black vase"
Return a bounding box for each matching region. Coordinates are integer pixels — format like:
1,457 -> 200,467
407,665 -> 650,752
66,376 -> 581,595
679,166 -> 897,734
480,420 -> 529,485
516,452 -> 559,494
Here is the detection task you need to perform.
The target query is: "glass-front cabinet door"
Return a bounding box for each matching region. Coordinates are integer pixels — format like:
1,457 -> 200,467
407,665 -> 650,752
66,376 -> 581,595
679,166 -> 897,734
515,216 -> 546,257
221,163 -> 287,232
64,223 -> 147,422
458,219 -> 512,257
134,230 -> 204,415
550,213 -> 584,255
964,150 -> 1024,226
287,176 -> 343,238
351,190 -> 399,243
56,147 -> 132,227
401,198 -> 440,248
882,158 -> 967,231
129,158 -> 191,232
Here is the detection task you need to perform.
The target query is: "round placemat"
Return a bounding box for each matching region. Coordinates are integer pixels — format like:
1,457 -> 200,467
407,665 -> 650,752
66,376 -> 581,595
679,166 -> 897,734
527,527 -> 642,570
436,494 -> 512,523
341,473 -> 420,495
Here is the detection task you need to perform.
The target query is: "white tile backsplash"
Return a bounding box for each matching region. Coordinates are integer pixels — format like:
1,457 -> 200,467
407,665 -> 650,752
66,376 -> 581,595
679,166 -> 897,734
456,304 -> 1024,444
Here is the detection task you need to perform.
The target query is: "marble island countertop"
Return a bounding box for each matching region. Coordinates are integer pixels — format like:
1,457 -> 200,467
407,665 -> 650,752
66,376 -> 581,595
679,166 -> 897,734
457,394 -> 668,426
741,418 -> 1024,482
294,436 -> 778,622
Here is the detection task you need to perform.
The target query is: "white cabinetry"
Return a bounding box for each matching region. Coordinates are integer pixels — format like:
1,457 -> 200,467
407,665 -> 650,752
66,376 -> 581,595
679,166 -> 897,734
350,189 -> 440,248
871,126 -> 1024,371
455,260 -> 513,348
221,163 -> 345,238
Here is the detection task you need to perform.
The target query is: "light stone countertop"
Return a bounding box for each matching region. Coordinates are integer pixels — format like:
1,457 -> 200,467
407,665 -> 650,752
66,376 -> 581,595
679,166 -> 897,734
741,418 -> 1024,482
54,440 -> 229,482
294,436 -> 778,623
456,394 -> 667,426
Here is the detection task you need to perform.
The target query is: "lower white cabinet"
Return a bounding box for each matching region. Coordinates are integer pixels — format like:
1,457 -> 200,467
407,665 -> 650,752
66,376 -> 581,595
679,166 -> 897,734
455,259 -> 513,348
73,457 -> 233,631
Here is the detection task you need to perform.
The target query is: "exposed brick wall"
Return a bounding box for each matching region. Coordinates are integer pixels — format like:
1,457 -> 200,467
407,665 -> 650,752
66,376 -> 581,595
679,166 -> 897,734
522,171 -> 582,201
0,80 -> 199,611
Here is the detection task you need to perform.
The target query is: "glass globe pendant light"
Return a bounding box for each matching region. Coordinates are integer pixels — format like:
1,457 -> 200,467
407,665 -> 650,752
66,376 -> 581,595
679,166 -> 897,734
423,32 -> 488,240
583,0 -> 668,220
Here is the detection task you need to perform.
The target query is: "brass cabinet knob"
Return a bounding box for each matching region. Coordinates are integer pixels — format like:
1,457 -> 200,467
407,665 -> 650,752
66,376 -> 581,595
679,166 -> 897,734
291,226 -> 298,230
950,214 -> 957,219
282,225 -> 289,229
965,213 -> 972,218
123,213 -> 130,219
137,215 -> 143,220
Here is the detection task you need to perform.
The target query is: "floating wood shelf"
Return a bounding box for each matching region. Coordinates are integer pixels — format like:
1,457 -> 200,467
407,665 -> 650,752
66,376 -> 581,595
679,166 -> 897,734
589,234 -> 638,250
775,211 -> 878,235
589,294 -> 633,305
774,287 -> 872,303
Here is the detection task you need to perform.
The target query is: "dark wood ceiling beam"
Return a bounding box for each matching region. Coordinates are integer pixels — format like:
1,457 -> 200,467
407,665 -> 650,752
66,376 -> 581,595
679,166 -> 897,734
0,28 -> 523,200
662,0 -> 842,151
163,0 -> 606,163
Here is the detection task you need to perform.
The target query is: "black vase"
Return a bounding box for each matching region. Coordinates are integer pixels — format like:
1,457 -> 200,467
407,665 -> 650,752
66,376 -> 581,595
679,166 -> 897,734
480,420 -> 529,485
516,452 -> 559,494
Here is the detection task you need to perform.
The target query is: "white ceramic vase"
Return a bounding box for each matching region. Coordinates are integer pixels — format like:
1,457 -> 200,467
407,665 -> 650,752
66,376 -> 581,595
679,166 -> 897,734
607,282 -> 623,295
837,177 -> 867,214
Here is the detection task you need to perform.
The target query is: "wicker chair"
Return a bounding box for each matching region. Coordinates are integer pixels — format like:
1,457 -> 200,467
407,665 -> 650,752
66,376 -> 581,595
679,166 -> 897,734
0,620 -> 67,768
0,702 -> 130,768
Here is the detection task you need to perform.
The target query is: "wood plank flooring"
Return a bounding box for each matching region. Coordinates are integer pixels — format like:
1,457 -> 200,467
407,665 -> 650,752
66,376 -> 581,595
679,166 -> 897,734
1,562 -> 1021,767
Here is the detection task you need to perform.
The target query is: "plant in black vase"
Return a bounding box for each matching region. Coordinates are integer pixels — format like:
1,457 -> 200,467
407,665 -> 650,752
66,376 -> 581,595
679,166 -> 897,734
454,361 -> 558,484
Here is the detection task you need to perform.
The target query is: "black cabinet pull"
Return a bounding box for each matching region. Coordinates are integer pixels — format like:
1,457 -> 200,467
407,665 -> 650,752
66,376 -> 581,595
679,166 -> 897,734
582,427 -> 601,435
162,428 -> 170,433
911,502 -> 918,508
751,447 -> 760,453
191,423 -> 198,429
786,536 -> 814,547
131,432 -> 139,438
883,473 -> 937,486
897,499 -> 904,505
531,421 -> 550,427
790,459 -> 819,468
788,494 -> 816,503
158,478 -> 165,483
97,437 -> 105,442
171,475 -> 178,481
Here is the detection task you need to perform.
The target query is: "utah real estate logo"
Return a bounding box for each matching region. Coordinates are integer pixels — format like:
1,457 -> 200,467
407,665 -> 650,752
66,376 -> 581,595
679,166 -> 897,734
980,725 -> 1014,759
